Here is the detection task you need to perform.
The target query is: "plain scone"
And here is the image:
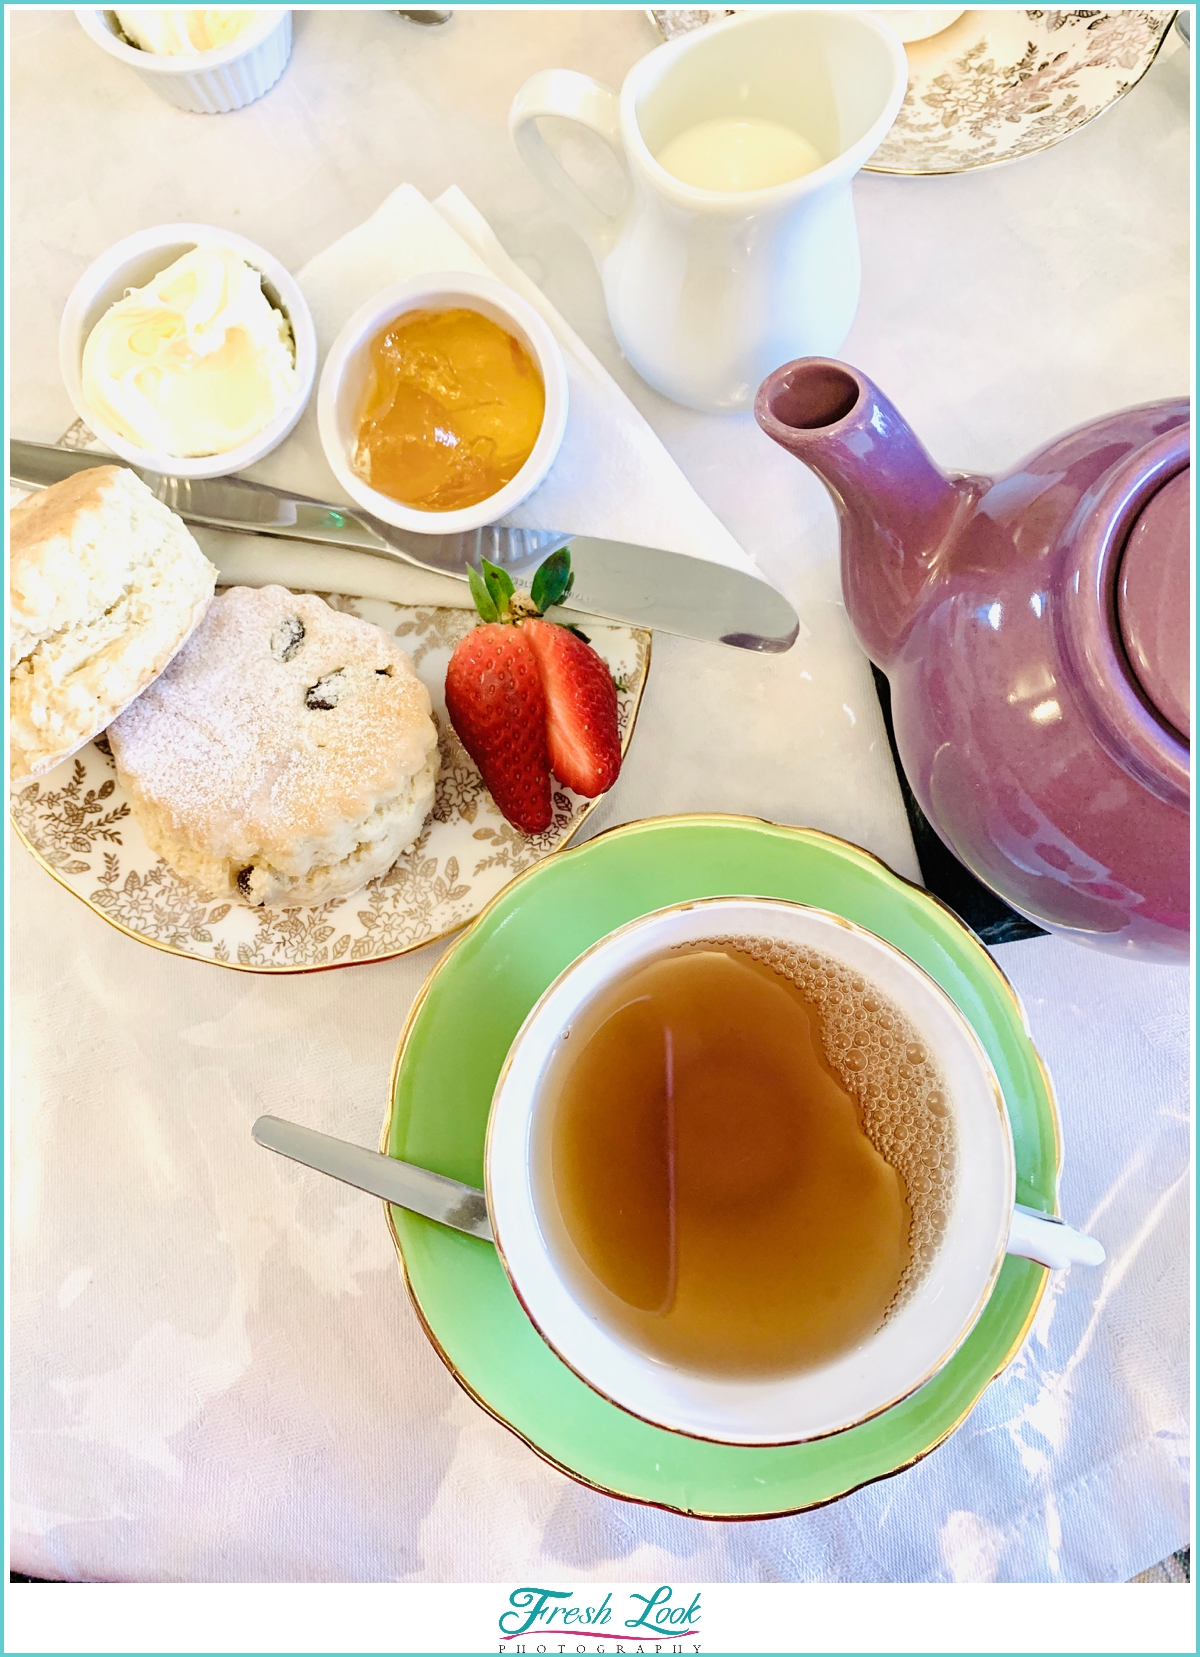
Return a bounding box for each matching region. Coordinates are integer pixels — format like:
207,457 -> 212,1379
107,585 -> 441,908
9,465 -> 217,780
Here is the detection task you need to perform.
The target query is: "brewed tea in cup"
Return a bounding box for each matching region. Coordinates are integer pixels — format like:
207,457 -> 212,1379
487,898 -> 1016,1445
541,934 -> 955,1379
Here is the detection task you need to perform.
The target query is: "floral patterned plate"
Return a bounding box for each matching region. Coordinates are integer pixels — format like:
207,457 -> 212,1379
10,595 -> 650,973
647,9 -> 1176,175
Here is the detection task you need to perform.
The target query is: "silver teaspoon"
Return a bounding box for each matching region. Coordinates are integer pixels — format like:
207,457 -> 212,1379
251,1117 -> 1103,1271
252,1115 -> 492,1242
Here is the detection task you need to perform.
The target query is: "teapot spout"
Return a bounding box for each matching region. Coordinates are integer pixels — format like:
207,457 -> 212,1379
755,359 -> 978,667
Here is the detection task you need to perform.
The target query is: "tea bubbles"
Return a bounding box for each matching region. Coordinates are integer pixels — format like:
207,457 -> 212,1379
712,935 -> 958,1312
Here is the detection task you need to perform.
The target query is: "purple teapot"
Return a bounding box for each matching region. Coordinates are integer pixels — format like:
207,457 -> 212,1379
755,359 -> 1190,962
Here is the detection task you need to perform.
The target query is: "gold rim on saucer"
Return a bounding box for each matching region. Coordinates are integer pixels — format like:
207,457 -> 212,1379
380,812 -> 1059,1518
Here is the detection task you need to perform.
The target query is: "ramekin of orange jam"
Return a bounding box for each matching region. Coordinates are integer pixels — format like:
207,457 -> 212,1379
318,272 -> 569,534
353,307 -> 545,513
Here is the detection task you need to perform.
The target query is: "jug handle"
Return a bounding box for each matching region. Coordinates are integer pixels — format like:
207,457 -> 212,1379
510,70 -> 630,261
1006,1203 -> 1105,1271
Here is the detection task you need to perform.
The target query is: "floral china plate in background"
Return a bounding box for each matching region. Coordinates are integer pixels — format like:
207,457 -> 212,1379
647,9 -> 1176,175
11,595 -> 650,973
384,815 -> 1059,1517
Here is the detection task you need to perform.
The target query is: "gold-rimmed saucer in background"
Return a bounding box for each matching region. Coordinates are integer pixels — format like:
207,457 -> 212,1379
648,9 -> 1177,175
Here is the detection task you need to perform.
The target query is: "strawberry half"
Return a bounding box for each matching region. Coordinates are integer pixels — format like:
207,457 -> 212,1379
523,617 -> 621,798
443,550 -> 623,834
444,622 -> 552,834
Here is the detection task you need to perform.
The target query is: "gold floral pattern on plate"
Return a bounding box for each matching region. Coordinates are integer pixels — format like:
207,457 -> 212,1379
11,596 -> 651,973
646,8 -> 1175,175
872,8 -> 1176,174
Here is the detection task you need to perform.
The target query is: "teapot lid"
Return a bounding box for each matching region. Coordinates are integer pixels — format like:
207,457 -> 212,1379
1060,420 -> 1188,813
1116,466 -> 1190,742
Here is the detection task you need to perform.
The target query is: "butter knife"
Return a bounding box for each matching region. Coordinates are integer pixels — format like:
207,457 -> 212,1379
252,1115 -> 493,1242
10,440 -> 800,652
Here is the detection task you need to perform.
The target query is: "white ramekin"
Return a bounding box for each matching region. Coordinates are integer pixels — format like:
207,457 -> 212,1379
317,271 -> 570,536
59,221 -> 317,481
74,9 -> 292,114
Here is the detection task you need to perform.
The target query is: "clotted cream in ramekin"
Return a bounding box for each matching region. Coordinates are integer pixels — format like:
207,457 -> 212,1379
74,9 -> 291,113
60,222 -> 316,480
81,243 -> 298,460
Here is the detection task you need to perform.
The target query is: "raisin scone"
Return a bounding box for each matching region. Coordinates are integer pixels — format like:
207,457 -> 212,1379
107,585 -> 440,908
9,465 -> 217,780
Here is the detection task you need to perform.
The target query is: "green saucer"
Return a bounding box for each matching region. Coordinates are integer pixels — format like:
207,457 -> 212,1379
384,815 -> 1058,1518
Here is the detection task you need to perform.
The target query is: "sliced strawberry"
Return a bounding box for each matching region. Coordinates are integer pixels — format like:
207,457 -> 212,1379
522,618 -> 621,798
444,623 -> 552,834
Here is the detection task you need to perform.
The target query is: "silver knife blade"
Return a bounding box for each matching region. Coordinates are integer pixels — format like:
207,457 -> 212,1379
9,440 -> 393,557
375,519 -> 801,650
251,1114 -> 493,1242
553,535 -> 799,650
10,440 -> 800,651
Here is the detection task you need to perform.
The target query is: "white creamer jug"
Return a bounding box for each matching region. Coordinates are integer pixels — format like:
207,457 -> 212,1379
510,10 -> 907,414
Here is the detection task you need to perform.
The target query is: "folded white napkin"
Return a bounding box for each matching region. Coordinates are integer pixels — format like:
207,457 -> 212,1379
231,182 -> 757,605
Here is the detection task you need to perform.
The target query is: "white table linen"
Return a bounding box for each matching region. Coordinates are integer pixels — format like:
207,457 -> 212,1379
8,7 -> 1191,1583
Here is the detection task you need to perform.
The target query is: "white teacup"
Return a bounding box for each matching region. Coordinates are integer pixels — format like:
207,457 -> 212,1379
486,899 -> 1102,1446
510,11 -> 907,414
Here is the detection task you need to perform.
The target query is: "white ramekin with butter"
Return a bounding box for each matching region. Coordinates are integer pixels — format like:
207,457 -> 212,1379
74,10 -> 292,113
60,223 -> 316,480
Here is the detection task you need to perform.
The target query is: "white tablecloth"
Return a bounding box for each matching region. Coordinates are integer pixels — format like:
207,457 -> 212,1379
9,7 -> 1191,1584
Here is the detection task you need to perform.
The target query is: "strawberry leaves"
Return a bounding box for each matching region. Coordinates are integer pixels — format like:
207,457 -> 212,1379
467,563 -> 498,622
530,547 -> 574,613
467,549 -> 574,625
480,557 -> 515,616
467,559 -> 510,623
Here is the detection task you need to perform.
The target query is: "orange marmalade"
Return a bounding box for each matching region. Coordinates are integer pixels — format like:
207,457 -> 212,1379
351,307 -> 545,512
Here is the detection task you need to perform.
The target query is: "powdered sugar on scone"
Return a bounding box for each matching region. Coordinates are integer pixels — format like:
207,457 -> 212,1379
108,585 -> 440,907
